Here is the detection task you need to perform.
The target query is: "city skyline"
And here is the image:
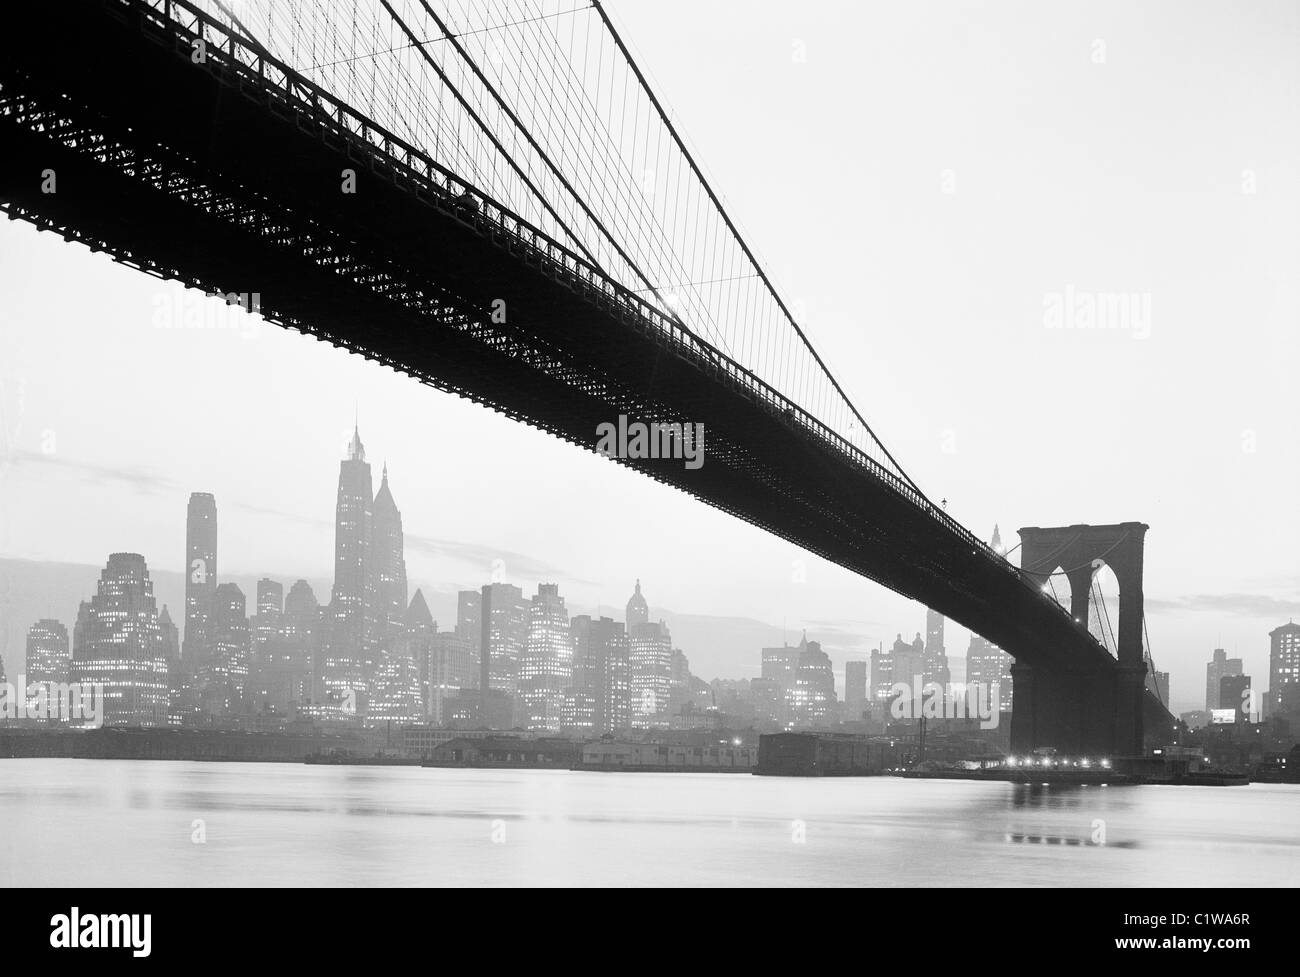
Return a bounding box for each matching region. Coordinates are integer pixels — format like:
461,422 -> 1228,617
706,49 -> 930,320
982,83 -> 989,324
2,421 -> 1295,729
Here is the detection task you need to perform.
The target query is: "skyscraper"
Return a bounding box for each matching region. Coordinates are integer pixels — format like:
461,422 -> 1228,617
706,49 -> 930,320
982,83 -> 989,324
478,581 -> 528,724
1268,621 -> 1300,715
761,643 -> 800,698
247,580 -> 317,716
626,579 -> 649,629
322,425 -> 373,709
70,553 -> 170,726
788,636 -> 836,727
1205,648 -> 1243,711
870,642 -> 894,714
923,608 -> 951,688
1153,669 -> 1170,706
183,492 -> 218,672
569,615 -> 630,734
629,595 -> 672,728
25,619 -> 69,687
253,578 -> 284,656
367,465 -> 408,663
428,629 -> 477,725
202,582 -> 251,716
966,632 -> 1014,714
369,587 -> 426,730
283,579 -> 322,684
519,583 -> 573,731
845,660 -> 868,721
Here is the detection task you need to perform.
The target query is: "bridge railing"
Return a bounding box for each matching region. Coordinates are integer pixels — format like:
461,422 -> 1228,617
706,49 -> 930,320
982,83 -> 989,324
124,0 -> 1062,623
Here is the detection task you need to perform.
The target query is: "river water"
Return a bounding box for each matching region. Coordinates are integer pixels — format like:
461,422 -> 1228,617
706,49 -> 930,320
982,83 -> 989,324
1,759 -> 1296,886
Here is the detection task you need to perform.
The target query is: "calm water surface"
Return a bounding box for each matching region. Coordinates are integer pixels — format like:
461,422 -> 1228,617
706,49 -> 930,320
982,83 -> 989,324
1,759 -> 1296,886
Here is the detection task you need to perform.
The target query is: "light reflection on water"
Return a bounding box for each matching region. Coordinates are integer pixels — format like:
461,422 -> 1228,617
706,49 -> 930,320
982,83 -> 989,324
1,759 -> 1296,887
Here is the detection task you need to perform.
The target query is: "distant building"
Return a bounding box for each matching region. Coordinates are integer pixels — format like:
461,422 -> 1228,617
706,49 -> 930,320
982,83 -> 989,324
625,579 -> 649,629
25,619 -> 69,687
183,492 -> 218,673
455,589 -> 481,661
1219,674 -> 1253,723
844,660 -> 868,721
788,636 -> 835,727
478,582 -> 528,725
869,643 -> 894,717
629,602 -> 672,727
966,630 -> 1014,713
70,553 -> 170,726
1152,670 -> 1170,707
158,606 -> 179,665
1268,622 -> 1300,716
367,465 -> 408,666
761,643 -> 801,718
202,582 -> 252,716
253,578 -> 284,657
896,632 -> 925,686
426,631 -> 476,725
570,615 -> 630,734
369,590 -> 429,729
322,426 -> 373,707
1205,648 -> 1243,711
923,609 -> 951,688
519,583 -> 573,731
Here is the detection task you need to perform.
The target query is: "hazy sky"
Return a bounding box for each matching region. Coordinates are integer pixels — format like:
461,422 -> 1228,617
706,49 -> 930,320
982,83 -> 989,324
0,0 -> 1296,712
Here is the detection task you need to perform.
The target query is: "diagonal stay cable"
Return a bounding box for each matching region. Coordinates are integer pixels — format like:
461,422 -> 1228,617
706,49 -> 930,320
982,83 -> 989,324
411,0 -> 690,330
591,0 -> 920,493
378,0 -> 602,271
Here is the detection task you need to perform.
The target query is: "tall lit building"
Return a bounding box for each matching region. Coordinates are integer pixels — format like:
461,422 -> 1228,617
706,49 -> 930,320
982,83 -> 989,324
70,553 -> 170,726
478,582 -> 528,724
1205,648 -> 1243,711
183,492 -> 218,672
247,580 -> 317,716
923,609 -> 951,688
629,612 -> 672,727
519,583 -> 573,731
569,614 -> 630,734
761,643 -> 800,703
428,630 -> 476,725
1269,622 -> 1300,715
844,660 -> 868,721
367,465 -> 408,664
25,619 -> 69,687
788,636 -> 836,727
870,643 -> 894,713
966,632 -> 1013,713
201,582 -> 251,716
253,579 -> 284,656
322,425 -> 373,707
370,589 -> 430,728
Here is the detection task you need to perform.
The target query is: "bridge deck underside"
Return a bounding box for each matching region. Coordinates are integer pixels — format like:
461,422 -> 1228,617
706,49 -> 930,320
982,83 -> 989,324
0,0 -> 1166,709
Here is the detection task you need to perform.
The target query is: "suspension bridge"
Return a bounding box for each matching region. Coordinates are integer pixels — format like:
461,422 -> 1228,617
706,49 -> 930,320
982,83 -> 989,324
0,0 -> 1174,754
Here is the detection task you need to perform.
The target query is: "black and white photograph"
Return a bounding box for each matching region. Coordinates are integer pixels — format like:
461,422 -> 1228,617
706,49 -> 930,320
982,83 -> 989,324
0,0 -> 1294,948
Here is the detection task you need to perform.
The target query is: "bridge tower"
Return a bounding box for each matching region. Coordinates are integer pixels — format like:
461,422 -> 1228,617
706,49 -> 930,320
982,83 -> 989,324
1011,522 -> 1149,757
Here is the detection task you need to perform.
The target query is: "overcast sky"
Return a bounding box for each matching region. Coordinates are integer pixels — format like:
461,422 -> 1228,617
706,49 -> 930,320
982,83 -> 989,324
0,0 -> 1296,713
